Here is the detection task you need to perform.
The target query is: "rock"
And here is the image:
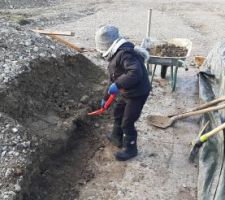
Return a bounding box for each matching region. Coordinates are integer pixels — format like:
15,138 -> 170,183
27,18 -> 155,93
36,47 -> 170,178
14,152 -> 20,157
21,141 -> 31,148
67,99 -> 75,104
94,123 -> 100,128
1,150 -> 7,157
12,127 -> 18,133
33,46 -> 39,52
3,191 -> 16,198
80,95 -> 89,104
50,45 -> 55,49
25,40 -> 32,46
5,168 -> 12,178
14,167 -> 23,177
3,194 -> 9,199
39,53 -> 46,57
140,163 -> 148,168
77,82 -> 85,89
62,121 -> 70,129
77,103 -> 84,109
15,184 -> 21,192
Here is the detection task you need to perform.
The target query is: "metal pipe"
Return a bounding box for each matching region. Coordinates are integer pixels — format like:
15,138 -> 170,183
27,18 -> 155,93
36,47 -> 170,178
147,9 -> 152,37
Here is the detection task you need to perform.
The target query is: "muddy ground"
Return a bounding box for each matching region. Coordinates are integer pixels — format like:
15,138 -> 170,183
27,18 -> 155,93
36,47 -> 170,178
1,0 -> 225,199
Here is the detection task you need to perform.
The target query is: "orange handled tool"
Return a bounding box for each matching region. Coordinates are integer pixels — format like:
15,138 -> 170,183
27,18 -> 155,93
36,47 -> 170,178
88,94 -> 116,116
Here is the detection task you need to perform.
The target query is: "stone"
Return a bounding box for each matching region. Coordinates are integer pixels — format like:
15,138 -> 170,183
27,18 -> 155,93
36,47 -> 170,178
3,191 -> 16,198
3,194 -> 9,199
25,40 -> 32,46
15,184 -> 21,192
33,46 -> 39,52
80,95 -> 89,104
1,151 -> 7,157
14,152 -> 20,157
50,45 -> 55,49
12,127 -> 18,133
21,141 -> 31,148
39,53 -> 46,57
5,168 -> 12,178
14,167 -> 23,177
94,123 -> 100,128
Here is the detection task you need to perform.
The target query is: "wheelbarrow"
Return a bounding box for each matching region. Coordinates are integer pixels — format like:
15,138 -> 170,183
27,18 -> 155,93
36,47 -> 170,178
147,38 -> 192,92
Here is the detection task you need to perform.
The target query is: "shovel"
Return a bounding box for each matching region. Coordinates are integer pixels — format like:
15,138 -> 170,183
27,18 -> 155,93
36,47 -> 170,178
168,95 -> 225,117
147,103 -> 225,129
189,121 -> 225,162
88,94 -> 116,116
141,9 -> 153,49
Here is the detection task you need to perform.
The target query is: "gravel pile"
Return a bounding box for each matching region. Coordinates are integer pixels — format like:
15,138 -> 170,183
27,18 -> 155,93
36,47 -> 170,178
0,19 -> 75,88
0,0 -> 59,9
0,113 -> 35,200
0,20 -> 77,200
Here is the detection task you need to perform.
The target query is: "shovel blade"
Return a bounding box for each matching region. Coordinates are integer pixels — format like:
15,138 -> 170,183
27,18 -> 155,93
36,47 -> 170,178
147,115 -> 173,128
88,108 -> 104,116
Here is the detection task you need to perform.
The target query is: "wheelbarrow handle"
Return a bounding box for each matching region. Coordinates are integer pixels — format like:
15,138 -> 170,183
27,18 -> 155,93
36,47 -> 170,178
178,59 -> 188,71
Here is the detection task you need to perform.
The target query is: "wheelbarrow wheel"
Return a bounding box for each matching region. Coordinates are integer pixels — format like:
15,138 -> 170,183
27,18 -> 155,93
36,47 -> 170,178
161,65 -> 168,79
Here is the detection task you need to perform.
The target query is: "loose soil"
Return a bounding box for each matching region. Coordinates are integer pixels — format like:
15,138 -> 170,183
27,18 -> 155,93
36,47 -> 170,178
150,44 -> 188,57
0,53 -> 111,199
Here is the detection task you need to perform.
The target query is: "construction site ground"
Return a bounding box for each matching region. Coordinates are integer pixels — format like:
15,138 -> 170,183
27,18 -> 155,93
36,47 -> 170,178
1,0 -> 225,199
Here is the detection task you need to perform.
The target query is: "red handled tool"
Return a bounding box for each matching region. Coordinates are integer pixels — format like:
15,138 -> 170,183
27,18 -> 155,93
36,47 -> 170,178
88,94 -> 116,116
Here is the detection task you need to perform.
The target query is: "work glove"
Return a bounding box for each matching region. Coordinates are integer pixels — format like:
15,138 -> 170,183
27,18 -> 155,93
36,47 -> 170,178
100,99 -> 106,108
108,83 -> 119,95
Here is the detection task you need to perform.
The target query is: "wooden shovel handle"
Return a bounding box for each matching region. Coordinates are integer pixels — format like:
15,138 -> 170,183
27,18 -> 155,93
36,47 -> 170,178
50,35 -> 83,53
174,103 -> 225,120
169,96 -> 225,117
191,96 -> 225,111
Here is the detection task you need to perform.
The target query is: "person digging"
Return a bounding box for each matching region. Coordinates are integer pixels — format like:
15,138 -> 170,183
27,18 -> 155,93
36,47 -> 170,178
95,25 -> 151,161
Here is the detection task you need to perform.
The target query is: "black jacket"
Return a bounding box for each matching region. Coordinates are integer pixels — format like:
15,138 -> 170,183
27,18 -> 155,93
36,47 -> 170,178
104,42 -> 151,99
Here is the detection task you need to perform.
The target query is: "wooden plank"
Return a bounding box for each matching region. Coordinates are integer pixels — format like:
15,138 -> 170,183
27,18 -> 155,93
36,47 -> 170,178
49,35 -> 83,53
32,29 -> 75,36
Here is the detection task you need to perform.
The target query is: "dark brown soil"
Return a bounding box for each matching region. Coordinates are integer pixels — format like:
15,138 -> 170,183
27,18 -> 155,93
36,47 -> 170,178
0,53 -> 109,200
150,43 -> 188,57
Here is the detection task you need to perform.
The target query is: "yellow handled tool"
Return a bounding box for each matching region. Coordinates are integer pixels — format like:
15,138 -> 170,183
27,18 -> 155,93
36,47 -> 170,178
189,122 -> 225,162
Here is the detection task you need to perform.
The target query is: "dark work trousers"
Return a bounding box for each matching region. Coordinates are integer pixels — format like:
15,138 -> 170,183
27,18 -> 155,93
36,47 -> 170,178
113,93 -> 149,138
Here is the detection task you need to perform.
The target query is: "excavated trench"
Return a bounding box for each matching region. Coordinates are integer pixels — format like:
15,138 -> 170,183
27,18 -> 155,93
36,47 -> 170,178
0,54 -> 109,200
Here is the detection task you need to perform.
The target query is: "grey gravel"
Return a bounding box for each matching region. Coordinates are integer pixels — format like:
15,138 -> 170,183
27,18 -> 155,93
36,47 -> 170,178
0,19 -> 75,88
0,19 -> 77,200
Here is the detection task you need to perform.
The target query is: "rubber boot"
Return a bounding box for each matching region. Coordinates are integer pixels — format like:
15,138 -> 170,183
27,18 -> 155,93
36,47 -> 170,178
115,134 -> 138,161
106,124 -> 123,148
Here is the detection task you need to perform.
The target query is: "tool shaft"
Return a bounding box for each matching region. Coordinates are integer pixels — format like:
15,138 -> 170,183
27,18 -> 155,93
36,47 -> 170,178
174,103 -> 225,120
147,9 -> 152,37
200,122 -> 225,141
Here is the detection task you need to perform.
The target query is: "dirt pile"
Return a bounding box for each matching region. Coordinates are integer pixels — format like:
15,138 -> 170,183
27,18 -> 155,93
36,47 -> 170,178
0,21 -> 107,200
0,19 -> 75,87
150,43 -> 188,57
